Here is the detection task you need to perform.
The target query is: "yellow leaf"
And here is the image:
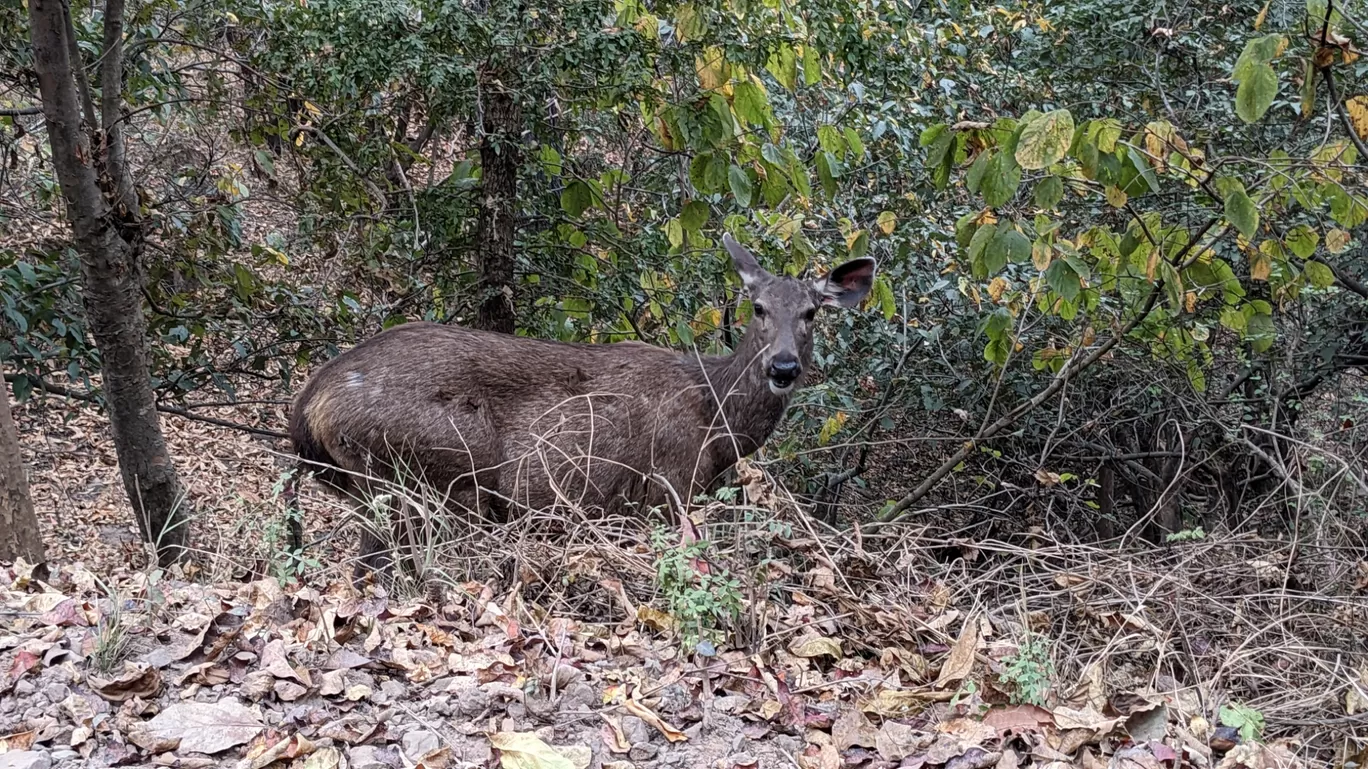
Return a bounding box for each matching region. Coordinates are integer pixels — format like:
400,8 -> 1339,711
1326,228 -> 1351,254
861,689 -> 936,717
1251,248 -> 1272,281
695,46 -> 729,91
988,277 -> 1009,302
1253,0 -> 1269,30
489,732 -> 575,769
1346,96 -> 1368,141
877,210 -> 897,235
303,101 -> 322,118
789,635 -> 843,659
1031,242 -> 1052,271
845,229 -> 866,251
1185,290 -> 1197,313
1104,185 -> 1127,208
636,605 -> 673,632
1145,246 -> 1161,281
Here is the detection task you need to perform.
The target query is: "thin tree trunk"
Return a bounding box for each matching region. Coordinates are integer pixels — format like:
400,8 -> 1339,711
0,378 -> 45,564
474,67 -> 522,334
30,0 -> 190,565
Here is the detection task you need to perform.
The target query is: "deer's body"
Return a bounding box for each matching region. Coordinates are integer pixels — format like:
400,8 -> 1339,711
290,234 -> 875,573
289,320 -> 788,515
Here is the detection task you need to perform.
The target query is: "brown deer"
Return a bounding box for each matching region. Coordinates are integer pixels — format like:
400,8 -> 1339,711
289,234 -> 875,572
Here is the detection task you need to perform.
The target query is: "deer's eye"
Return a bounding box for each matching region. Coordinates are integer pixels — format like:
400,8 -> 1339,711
753,303 -> 767,318
803,308 -> 817,322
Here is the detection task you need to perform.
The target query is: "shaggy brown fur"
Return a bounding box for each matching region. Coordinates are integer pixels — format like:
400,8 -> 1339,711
289,235 -> 874,571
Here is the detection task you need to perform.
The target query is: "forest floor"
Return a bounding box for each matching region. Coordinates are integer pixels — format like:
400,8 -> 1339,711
5,395 -> 1367,769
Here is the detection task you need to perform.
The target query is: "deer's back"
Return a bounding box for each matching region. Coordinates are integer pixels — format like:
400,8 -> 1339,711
292,322 -> 729,511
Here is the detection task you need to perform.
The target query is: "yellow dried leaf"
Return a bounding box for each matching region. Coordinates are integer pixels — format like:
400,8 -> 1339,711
988,277 -> 1009,302
1032,243 -> 1052,271
1145,247 -> 1161,282
695,46 -> 729,91
489,732 -> 575,769
1326,228 -> 1351,254
1251,249 -> 1272,281
1253,0 -> 1269,30
1104,185 -> 1127,208
789,635 -> 843,659
636,605 -> 673,631
622,697 -> 687,742
861,689 -> 934,717
1348,97 -> 1368,141
1184,291 -> 1197,313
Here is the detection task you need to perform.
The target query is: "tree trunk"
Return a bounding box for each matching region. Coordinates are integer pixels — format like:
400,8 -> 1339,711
0,378 -> 45,564
30,0 -> 190,565
474,67 -> 522,334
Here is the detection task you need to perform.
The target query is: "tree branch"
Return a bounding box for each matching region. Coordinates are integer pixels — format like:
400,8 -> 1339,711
0,106 -> 44,117
99,0 -> 138,215
4,373 -> 290,440
59,0 -> 98,128
878,215 -> 1224,523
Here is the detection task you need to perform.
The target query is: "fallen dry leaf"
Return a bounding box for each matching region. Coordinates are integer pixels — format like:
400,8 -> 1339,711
935,616 -> 981,688
144,700 -> 264,754
489,731 -> 575,769
832,706 -> 878,751
875,720 -> 929,761
788,635 -> 843,660
623,695 -> 688,742
88,662 -> 162,702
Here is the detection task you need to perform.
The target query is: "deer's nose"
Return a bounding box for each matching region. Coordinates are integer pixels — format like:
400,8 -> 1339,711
768,356 -> 801,383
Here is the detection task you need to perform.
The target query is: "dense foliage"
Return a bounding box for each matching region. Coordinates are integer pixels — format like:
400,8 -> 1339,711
3,0 -> 1366,536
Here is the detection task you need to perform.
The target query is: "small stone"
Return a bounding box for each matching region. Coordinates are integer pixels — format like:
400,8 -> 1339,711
656,683 -> 691,714
621,715 -> 652,745
774,735 -> 803,755
13,681 -> 35,697
461,741 -> 493,764
347,745 -> 399,769
0,751 -> 52,769
41,684 -> 70,704
557,682 -> 597,712
629,743 -> 659,762
727,753 -> 757,768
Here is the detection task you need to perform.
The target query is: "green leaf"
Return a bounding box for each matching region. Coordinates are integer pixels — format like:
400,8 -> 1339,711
848,230 -> 869,259
539,145 -> 563,176
666,218 -> 684,247
1044,258 -> 1082,302
802,44 -> 821,86
993,228 -> 1031,265
1034,175 -> 1064,209
1236,63 -> 1278,123
872,274 -> 896,320
766,43 -> 797,90
983,308 -> 1013,366
728,165 -> 753,207
1285,224 -> 1319,258
732,81 -> 770,127
674,2 -> 705,42
966,151 -> 992,193
968,222 -> 998,266
955,212 -> 980,249
1015,110 -> 1075,170
1219,703 -> 1266,744
681,200 -> 709,230
816,151 -> 840,198
981,151 -> 1022,208
843,127 -> 865,161
1224,187 -> 1259,239
1303,260 -> 1335,288
560,181 -> 593,217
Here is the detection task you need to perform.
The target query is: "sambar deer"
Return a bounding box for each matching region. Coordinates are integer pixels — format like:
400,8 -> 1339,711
289,233 -> 875,572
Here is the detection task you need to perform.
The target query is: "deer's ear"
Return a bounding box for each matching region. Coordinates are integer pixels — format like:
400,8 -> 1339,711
814,257 -> 876,308
723,233 -> 770,291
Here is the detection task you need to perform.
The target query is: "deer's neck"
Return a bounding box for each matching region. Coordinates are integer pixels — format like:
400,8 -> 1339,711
697,325 -> 794,457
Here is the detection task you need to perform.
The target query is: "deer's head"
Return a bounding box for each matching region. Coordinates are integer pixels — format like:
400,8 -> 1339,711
723,233 -> 877,395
